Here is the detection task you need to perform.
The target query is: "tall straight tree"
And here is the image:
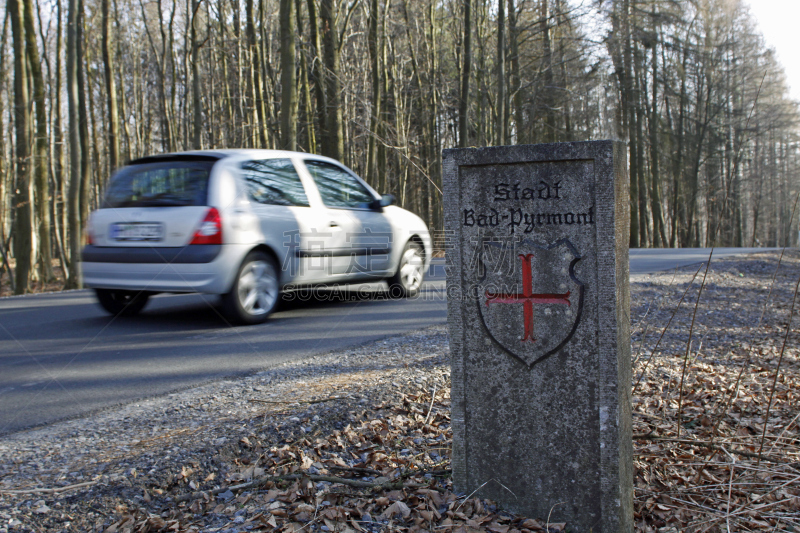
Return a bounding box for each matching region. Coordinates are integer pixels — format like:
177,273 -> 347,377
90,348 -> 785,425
295,0 -> 316,152
190,0 -> 202,149
306,0 -> 327,152
648,13 -> 667,247
76,0 -> 91,226
9,0 -> 32,293
101,0 -> 120,170
367,0 -> 382,184
507,0 -> 521,143
458,0 -> 471,147
23,0 -> 54,281
0,13 -> 11,292
246,0 -> 268,147
279,0 -> 297,149
541,0 -> 555,141
320,0 -> 343,159
65,0 -> 83,288
495,0 -> 505,145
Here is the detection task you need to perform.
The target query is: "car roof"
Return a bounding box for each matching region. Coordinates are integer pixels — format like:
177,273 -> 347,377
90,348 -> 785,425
126,149 -> 342,166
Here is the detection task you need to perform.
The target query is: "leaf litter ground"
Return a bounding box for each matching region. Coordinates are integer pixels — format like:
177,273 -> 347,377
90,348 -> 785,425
0,251 -> 798,533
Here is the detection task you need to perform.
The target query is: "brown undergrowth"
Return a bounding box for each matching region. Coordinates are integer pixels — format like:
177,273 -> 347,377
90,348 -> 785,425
1,252 -> 798,533
629,251 -> 800,532
0,259 -> 67,298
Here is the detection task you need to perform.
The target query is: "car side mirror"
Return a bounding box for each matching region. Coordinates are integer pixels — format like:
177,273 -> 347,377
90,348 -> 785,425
370,194 -> 395,211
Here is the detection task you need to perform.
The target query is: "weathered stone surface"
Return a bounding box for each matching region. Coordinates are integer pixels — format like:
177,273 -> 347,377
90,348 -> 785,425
443,141 -> 632,533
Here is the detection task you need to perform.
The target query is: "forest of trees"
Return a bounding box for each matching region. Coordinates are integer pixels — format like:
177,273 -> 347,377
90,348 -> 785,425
1,0 -> 798,293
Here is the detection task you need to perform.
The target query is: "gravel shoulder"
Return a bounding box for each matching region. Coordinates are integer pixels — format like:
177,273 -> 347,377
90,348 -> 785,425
1,251 -> 798,533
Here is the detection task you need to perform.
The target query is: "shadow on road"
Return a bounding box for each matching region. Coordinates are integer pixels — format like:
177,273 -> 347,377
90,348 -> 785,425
106,283 -> 430,328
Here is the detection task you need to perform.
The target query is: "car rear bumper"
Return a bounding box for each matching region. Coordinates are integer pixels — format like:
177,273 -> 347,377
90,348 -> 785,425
82,244 -> 222,264
80,244 -> 249,294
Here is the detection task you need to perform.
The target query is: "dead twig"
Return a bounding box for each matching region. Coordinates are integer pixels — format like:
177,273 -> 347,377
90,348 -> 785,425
0,480 -> 98,495
174,473 -> 440,503
632,266 -> 679,368
677,257 -> 711,439
248,397 -> 347,405
757,268 -> 800,463
632,434 -> 789,463
424,384 -> 438,425
692,212 -> 800,483
327,465 -> 382,476
546,502 -> 565,532
632,264 -> 704,396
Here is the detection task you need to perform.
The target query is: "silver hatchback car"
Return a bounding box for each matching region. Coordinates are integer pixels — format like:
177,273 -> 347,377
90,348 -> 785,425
81,150 -> 432,324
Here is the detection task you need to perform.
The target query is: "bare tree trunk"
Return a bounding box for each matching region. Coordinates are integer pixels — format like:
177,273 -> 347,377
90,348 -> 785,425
295,0 -> 315,152
458,0 -> 471,147
24,0 -> 54,280
87,57 -> 102,208
140,0 -> 174,151
279,0 -> 297,149
541,0 -> 554,142
685,80 -> 712,247
218,0 -> 234,147
10,0 -> 33,293
495,0 -> 504,145
319,0 -> 343,159
102,0 -> 119,170
475,2 -> 486,145
0,11 -> 14,291
65,0 -> 83,289
426,0 -> 440,228
54,0 -> 69,264
77,0 -> 92,227
622,0 -> 638,247
555,0 -> 570,139
190,0 -> 202,149
166,0 -> 178,149
648,31 -> 666,247
671,43 -> 688,246
247,0 -> 268,147
507,0 -> 521,144
633,36 -> 648,246
367,0 -> 382,184
306,0 -> 327,152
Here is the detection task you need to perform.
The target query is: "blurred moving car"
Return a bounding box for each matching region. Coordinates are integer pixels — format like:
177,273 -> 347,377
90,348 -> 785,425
81,150 -> 432,324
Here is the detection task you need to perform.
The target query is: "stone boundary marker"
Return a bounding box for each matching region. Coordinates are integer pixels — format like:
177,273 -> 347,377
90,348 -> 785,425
443,141 -> 633,533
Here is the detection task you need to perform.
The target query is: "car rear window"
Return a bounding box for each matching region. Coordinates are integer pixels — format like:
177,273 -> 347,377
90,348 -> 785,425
102,159 -> 215,208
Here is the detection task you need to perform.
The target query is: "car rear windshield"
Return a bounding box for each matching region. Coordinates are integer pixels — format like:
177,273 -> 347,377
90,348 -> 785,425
102,159 -> 215,208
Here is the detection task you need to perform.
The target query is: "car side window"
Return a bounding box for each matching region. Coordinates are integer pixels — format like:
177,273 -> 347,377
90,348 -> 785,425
304,160 -> 375,209
241,159 -> 310,207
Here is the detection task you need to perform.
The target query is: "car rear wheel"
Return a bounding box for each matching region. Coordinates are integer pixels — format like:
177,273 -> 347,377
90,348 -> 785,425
388,241 -> 425,298
222,251 -> 280,324
95,289 -> 150,317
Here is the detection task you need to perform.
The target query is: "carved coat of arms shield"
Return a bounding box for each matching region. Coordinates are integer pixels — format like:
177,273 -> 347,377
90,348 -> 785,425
475,239 -> 585,368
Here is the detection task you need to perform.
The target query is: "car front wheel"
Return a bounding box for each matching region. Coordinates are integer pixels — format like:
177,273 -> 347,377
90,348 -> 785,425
95,289 -> 150,317
222,251 -> 280,324
388,241 -> 425,298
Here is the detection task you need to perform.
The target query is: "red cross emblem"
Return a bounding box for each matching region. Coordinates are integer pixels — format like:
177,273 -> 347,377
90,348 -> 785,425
477,240 -> 584,368
485,254 -> 572,342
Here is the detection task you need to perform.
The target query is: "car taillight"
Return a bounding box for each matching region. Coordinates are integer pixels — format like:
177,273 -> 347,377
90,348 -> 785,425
85,224 -> 94,245
190,207 -> 223,245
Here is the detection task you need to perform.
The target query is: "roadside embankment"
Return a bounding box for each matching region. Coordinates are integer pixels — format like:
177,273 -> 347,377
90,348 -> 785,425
1,251 -> 798,532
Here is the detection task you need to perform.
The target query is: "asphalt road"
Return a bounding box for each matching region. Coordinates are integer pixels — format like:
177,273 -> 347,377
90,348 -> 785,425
628,247 -> 780,274
0,247 -> 779,435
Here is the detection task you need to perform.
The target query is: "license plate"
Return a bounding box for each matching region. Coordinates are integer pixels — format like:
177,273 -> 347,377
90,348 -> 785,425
110,222 -> 164,242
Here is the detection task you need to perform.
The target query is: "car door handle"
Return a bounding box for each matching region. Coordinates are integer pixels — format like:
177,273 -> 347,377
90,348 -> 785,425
329,221 -> 340,228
